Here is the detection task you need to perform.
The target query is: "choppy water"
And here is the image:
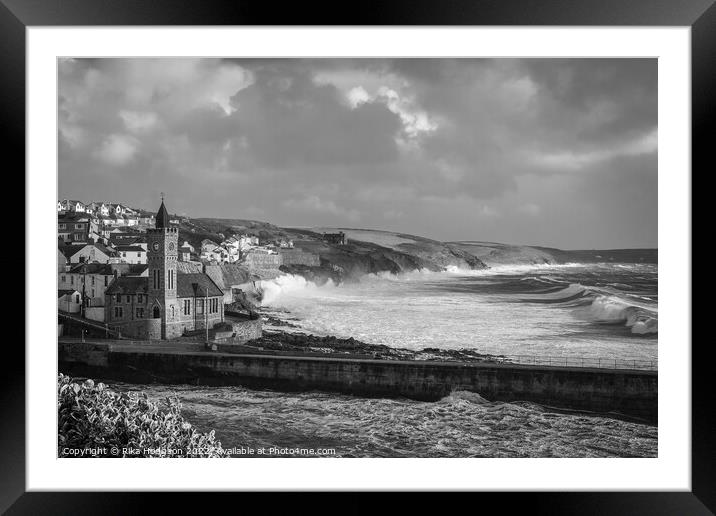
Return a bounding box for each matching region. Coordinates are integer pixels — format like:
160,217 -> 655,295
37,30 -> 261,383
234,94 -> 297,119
260,263 -> 658,362
111,383 -> 658,458
108,263 -> 658,458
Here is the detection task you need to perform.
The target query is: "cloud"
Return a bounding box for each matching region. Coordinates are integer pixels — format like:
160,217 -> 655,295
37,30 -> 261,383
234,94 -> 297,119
94,133 -> 139,166
283,195 -> 360,222
119,110 -> 159,133
58,58 -> 657,248
528,128 -> 657,171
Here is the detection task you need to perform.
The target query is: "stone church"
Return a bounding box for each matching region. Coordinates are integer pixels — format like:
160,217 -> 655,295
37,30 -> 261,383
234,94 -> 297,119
105,200 -> 225,339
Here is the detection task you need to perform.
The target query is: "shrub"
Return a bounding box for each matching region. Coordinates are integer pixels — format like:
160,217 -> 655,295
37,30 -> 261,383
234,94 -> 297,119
57,374 -> 225,458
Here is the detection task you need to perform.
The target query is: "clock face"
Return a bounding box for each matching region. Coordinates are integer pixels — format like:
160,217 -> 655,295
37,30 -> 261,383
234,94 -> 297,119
152,242 -> 160,251
168,242 -> 175,251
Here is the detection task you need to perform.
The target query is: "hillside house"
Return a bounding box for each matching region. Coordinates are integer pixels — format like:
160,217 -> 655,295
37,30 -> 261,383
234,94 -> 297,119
60,200 -> 86,213
63,243 -> 119,264
58,212 -> 100,243
115,244 -> 147,264
58,289 -> 82,314
322,231 -> 347,245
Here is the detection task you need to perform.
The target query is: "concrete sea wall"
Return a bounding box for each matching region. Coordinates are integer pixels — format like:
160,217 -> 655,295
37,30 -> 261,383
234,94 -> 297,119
58,341 -> 657,423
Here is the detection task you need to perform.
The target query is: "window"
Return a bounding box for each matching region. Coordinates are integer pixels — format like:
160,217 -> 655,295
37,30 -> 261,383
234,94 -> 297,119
197,299 -> 204,315
114,306 -> 123,318
183,299 -> 191,315
137,294 -> 143,303
61,275 -> 66,282
153,306 -> 160,318
70,276 -> 74,285
104,276 -> 108,286
116,294 -> 121,303
75,295 -> 80,303
126,295 -> 131,303
75,224 -> 84,229
58,224 -> 66,229
136,307 -> 144,318
91,276 -> 95,286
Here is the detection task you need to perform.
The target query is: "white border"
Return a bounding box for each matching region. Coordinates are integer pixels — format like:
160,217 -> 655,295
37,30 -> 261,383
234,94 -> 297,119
27,27 -> 691,491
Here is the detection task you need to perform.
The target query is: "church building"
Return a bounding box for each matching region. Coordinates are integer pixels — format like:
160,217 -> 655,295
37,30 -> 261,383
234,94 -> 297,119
105,199 -> 224,339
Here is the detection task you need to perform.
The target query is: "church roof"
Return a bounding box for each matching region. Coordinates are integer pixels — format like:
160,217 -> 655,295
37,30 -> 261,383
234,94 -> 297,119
105,276 -> 150,295
177,273 -> 224,298
104,272 -> 223,298
155,200 -> 170,228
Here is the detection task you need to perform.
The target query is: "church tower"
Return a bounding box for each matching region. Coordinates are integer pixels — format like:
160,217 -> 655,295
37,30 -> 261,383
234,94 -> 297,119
147,196 -> 180,339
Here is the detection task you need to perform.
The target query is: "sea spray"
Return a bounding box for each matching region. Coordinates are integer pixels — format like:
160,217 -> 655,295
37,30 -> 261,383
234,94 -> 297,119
257,263 -> 657,359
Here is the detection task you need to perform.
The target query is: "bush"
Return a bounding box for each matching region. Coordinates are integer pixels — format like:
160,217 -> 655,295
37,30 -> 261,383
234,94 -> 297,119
57,374 -> 225,458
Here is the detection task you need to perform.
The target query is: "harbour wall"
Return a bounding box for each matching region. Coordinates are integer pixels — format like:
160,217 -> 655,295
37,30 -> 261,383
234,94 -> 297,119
58,341 -> 657,423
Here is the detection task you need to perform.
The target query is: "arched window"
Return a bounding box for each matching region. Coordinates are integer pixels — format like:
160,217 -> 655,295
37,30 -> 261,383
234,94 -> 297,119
153,306 -> 160,319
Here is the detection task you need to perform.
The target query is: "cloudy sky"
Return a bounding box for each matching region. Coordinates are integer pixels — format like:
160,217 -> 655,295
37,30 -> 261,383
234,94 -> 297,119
59,58 -> 657,249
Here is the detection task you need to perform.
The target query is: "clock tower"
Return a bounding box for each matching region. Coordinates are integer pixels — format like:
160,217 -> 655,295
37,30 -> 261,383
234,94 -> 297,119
147,197 -> 180,339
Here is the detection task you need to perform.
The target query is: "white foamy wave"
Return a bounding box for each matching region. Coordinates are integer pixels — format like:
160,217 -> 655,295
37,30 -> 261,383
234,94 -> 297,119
581,295 -> 658,334
259,274 -> 335,305
440,390 -> 492,405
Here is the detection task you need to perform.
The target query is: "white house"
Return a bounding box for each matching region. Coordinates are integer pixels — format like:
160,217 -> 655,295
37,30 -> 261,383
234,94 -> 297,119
61,200 -> 86,213
65,243 -> 119,264
115,244 -> 147,264
89,202 -> 111,217
237,235 -> 260,251
58,289 -> 82,314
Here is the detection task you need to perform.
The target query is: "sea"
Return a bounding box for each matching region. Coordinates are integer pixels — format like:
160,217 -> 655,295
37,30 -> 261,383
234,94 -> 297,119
112,262 -> 659,457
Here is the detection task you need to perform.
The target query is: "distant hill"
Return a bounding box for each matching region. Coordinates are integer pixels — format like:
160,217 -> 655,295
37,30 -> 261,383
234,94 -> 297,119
450,241 -> 657,266
173,217 -> 655,279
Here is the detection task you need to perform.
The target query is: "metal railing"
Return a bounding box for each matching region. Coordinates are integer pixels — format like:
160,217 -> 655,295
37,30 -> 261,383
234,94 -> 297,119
487,354 -> 657,371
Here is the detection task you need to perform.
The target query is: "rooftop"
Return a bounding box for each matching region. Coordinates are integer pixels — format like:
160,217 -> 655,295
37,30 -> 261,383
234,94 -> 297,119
104,271 -> 223,298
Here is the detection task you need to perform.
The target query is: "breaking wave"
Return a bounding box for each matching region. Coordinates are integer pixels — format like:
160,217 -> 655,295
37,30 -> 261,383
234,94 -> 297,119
518,282 -> 658,334
258,262 -> 658,355
258,274 -> 335,305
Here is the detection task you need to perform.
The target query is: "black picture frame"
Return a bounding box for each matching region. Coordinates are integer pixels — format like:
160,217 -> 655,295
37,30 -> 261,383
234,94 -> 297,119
8,0 -> 710,512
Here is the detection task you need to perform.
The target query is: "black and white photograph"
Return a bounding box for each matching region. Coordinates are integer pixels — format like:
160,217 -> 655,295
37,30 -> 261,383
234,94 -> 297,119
55,56 -> 660,459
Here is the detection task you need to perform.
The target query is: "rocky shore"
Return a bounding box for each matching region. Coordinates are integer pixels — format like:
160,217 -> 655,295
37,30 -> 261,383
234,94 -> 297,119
247,310 -> 509,364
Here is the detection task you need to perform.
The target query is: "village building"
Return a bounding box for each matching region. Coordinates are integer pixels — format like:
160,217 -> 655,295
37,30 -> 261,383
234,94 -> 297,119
58,212 -> 101,243
57,248 -> 68,272
58,263 -> 149,321
104,199 -> 225,340
200,239 -> 219,253
61,242 -> 119,264
322,231 -> 347,245
178,243 -> 194,262
115,244 -> 147,264
58,289 -> 82,314
85,202 -> 111,217
59,200 -> 87,213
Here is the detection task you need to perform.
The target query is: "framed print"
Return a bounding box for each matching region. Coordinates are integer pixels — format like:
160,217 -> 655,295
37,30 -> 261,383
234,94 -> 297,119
8,0 -> 711,512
